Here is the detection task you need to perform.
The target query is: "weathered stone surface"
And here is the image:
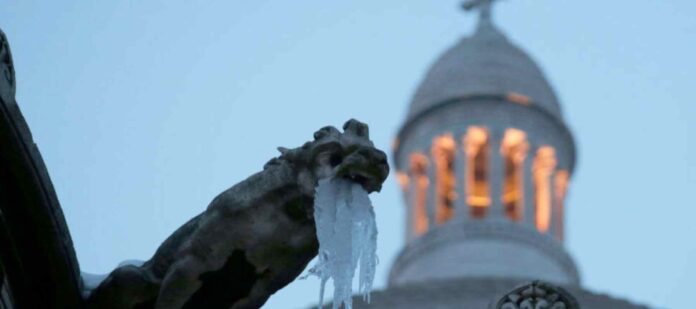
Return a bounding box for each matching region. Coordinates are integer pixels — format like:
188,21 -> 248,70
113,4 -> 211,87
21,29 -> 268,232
86,119 -> 389,309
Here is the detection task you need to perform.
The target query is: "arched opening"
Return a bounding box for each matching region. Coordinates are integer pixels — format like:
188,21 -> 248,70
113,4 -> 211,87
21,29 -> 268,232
463,126 -> 490,219
409,153 -> 430,236
431,133 -> 457,224
554,170 -> 569,241
533,146 -> 557,233
501,129 -> 529,221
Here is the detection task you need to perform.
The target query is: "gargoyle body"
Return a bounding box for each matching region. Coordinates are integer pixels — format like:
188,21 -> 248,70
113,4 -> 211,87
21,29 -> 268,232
85,119 -> 389,309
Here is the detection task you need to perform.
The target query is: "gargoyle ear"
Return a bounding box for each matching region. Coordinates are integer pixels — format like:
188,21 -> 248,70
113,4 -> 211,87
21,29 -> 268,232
343,119 -> 369,138
277,147 -> 290,155
313,126 -> 340,141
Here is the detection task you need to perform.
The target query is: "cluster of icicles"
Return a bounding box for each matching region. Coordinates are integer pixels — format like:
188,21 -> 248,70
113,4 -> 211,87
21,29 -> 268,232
305,178 -> 378,309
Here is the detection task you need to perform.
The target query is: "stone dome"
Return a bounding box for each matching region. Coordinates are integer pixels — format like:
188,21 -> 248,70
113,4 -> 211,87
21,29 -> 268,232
407,21 -> 563,120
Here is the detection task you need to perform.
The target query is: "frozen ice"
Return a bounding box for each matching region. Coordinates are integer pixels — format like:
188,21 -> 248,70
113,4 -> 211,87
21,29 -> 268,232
306,178 -> 378,309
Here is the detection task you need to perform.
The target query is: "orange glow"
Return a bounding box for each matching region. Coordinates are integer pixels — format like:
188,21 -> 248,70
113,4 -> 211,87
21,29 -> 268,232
501,129 -> 529,221
432,133 -> 457,224
409,153 -> 430,236
554,170 -> 569,241
533,146 -> 557,233
396,171 -> 410,191
506,92 -> 532,105
463,126 -> 491,218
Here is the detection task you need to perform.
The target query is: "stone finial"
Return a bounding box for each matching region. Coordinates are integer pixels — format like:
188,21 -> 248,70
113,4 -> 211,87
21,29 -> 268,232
491,280 -> 581,309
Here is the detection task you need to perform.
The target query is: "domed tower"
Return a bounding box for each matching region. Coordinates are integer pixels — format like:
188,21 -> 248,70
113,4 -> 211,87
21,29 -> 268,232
332,2 -> 650,308
391,0 -> 578,286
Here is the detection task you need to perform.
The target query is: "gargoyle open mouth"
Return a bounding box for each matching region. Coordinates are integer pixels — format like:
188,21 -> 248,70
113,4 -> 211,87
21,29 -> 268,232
303,118 -> 390,194
335,151 -> 389,193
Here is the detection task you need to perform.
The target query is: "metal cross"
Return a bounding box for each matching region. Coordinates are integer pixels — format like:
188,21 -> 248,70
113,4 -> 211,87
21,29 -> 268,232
462,0 -> 499,20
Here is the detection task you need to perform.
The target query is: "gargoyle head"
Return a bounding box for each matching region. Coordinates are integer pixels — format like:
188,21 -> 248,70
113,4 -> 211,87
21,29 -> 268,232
269,119 -> 389,194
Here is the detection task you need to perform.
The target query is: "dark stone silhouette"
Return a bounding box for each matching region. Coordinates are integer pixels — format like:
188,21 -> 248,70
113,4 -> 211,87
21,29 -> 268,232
0,28 -> 83,308
85,119 -> 389,309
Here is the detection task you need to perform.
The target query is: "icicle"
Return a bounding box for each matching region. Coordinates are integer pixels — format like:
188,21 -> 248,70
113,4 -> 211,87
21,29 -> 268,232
307,178 -> 378,309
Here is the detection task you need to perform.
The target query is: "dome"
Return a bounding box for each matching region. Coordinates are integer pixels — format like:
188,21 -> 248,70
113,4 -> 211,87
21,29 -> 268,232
407,21 -> 563,120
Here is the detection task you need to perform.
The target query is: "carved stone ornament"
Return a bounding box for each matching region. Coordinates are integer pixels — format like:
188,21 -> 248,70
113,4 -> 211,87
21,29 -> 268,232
0,29 -> 16,104
491,280 -> 581,309
85,119 -> 389,309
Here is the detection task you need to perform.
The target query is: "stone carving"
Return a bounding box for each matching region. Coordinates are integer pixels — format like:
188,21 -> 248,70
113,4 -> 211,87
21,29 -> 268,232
85,119 -> 389,309
0,29 -> 15,104
491,280 -> 580,309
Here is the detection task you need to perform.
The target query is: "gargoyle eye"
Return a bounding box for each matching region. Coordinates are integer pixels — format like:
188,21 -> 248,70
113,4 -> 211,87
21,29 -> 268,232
329,153 -> 343,167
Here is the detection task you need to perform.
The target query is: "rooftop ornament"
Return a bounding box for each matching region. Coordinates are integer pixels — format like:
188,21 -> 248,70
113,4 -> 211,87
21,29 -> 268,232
490,280 -> 581,309
463,0 -> 496,21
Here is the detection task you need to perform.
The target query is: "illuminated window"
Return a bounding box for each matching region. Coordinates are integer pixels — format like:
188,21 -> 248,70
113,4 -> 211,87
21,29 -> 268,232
463,126 -> 490,218
501,129 -> 529,221
409,153 -> 430,236
533,146 -> 557,232
431,133 -> 457,224
554,170 -> 569,241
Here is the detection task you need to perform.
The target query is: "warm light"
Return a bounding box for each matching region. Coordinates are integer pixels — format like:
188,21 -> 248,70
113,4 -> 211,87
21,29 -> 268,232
432,133 -> 457,224
554,170 -> 569,241
409,152 -> 430,236
533,146 -> 557,232
501,129 -> 529,221
506,92 -> 532,105
396,171 -> 410,191
463,126 -> 491,218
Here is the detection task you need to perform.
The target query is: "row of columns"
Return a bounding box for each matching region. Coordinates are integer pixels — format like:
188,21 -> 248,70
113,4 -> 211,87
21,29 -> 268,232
399,128 -> 569,242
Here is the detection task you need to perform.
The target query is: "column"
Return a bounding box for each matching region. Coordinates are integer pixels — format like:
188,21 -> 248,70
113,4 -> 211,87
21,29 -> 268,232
523,146 -> 536,227
455,133 -> 468,219
426,151 -> 437,228
488,130 -> 504,219
554,170 -> 570,242
408,153 -> 430,239
548,171 -> 558,238
397,171 -> 413,241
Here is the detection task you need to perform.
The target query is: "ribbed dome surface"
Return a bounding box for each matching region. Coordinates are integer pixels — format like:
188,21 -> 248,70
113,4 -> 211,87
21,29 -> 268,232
408,21 -> 562,119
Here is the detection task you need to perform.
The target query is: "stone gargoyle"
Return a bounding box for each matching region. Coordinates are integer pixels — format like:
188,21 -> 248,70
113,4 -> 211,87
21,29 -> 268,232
85,119 -> 389,309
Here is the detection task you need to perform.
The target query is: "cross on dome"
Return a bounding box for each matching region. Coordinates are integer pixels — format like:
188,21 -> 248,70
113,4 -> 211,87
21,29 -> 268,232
462,0 -> 500,22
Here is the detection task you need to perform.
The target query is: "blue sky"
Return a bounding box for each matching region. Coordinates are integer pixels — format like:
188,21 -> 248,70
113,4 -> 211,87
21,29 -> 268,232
1,1 -> 694,308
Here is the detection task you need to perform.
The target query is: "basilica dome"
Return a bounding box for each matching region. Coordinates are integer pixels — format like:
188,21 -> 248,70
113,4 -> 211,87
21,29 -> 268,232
407,20 -> 563,120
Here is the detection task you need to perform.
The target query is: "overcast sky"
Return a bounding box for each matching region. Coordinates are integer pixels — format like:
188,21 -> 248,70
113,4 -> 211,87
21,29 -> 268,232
1,1 -> 695,308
